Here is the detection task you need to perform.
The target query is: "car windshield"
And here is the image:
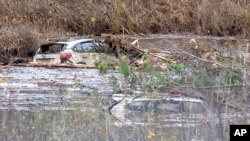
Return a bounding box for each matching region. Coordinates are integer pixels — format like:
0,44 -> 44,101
73,41 -> 105,53
38,43 -> 67,54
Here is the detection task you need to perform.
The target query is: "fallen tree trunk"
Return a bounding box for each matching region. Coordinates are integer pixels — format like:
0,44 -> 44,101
99,34 -> 169,63
131,47 -> 170,62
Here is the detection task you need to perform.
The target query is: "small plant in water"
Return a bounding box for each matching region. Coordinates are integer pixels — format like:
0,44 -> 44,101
119,60 -> 131,77
168,63 -> 186,75
110,75 -> 119,93
95,60 -> 115,73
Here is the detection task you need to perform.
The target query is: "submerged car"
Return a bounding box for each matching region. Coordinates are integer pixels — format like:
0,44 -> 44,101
110,94 -> 241,127
33,38 -> 117,65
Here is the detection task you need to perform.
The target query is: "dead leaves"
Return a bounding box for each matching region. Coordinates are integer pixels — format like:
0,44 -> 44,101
189,38 -> 198,49
0,66 -> 7,71
201,51 -> 219,61
0,78 -> 5,83
90,16 -> 96,24
0,71 -> 6,83
146,130 -> 156,140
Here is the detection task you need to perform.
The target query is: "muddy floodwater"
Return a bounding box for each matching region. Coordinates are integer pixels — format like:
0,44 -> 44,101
0,66 -> 242,141
0,67 -> 125,141
0,34 -> 250,141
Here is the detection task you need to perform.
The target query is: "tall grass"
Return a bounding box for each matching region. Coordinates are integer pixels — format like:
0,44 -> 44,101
1,0 -> 250,35
1,0 -> 250,61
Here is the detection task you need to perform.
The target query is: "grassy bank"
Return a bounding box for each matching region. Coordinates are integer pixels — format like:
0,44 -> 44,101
0,0 -> 250,61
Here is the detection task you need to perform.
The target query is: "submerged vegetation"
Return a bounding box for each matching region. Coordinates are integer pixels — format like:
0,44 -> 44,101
95,60 -> 116,74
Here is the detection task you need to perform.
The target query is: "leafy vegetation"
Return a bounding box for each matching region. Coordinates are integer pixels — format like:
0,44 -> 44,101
95,60 -> 115,74
118,60 -> 131,77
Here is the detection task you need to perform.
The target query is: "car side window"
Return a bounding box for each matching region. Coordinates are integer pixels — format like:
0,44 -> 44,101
80,42 -> 96,52
127,101 -> 150,112
73,42 -> 97,53
155,100 -> 184,113
73,43 -> 84,53
73,41 -> 106,53
183,102 -> 205,113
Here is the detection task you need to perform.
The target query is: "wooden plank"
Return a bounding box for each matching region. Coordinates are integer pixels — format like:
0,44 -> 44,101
12,63 -> 96,69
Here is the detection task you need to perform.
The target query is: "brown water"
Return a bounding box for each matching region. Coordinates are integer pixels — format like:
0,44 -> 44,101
0,66 -> 243,141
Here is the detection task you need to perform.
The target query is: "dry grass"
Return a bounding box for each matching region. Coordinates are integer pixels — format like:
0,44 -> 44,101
1,0 -> 250,35
0,0 -> 250,61
0,26 -> 40,62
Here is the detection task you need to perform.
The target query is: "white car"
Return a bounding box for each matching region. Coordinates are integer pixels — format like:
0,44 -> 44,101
33,38 -> 117,65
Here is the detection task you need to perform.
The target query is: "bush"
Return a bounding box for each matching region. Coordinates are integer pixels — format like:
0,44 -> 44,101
95,60 -> 115,74
0,26 -> 42,62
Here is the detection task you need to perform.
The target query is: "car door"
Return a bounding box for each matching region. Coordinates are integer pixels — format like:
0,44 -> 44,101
72,41 -> 118,65
80,41 -> 100,65
71,42 -> 85,64
71,41 -> 100,65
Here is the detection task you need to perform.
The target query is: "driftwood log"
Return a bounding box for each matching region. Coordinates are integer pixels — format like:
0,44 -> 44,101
98,34 -> 169,63
12,63 -> 96,69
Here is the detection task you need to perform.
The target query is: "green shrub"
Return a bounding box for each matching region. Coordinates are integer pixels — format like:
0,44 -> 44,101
95,60 -> 115,74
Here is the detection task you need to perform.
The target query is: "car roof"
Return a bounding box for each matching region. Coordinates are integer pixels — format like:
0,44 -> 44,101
57,38 -> 93,46
112,94 -> 203,103
132,96 -> 203,103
